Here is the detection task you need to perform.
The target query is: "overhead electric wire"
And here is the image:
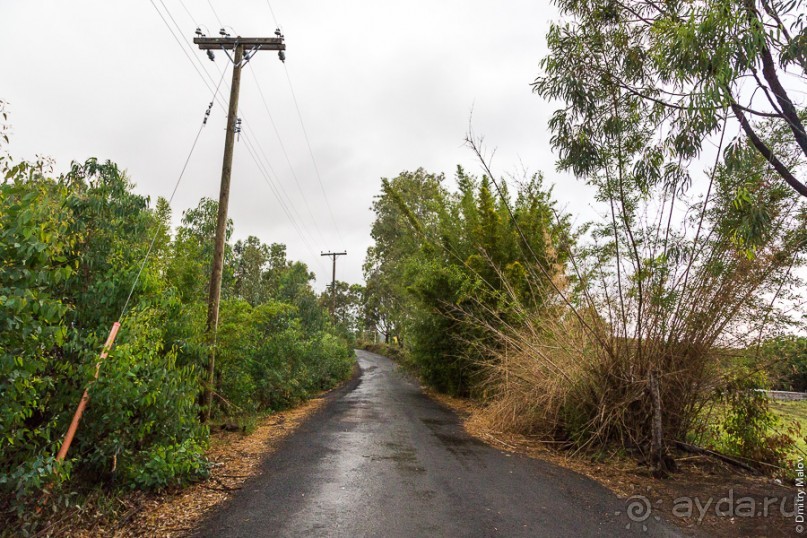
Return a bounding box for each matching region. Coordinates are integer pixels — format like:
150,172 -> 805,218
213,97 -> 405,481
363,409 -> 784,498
169,0 -> 326,258
282,64 -> 347,248
198,0 -> 338,269
247,63 -> 328,246
240,132 -> 325,264
239,126 -> 330,275
206,0 -> 224,28
149,0 -> 330,275
257,0 -> 346,249
177,0 -> 198,26
150,0 -> 220,98
239,123 -> 324,249
264,0 -> 280,29
119,65 -> 230,322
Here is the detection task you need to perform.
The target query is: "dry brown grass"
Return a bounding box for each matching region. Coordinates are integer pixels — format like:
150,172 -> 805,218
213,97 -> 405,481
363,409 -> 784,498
429,387 -> 798,537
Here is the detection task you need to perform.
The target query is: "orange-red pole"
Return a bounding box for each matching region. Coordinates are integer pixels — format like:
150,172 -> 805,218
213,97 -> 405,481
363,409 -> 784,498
56,322 -> 121,461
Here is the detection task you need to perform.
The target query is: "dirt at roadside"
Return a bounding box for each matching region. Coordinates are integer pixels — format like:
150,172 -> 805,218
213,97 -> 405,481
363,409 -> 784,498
31,397 -> 326,538
425,388 -> 801,538
115,397 -> 327,537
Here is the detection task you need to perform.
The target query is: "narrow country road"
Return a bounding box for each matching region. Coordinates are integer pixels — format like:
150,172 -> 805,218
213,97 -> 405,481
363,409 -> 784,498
197,350 -> 682,537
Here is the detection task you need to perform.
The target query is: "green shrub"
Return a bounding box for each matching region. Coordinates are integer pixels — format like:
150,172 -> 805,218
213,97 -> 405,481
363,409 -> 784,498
78,308 -> 208,489
0,161 -> 208,517
708,369 -> 796,466
124,437 -> 209,491
0,152 -> 354,531
214,299 -> 354,417
761,336 -> 807,392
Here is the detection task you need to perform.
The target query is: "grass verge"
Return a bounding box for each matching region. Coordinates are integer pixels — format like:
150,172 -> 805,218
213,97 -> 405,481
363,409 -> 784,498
771,400 -> 807,456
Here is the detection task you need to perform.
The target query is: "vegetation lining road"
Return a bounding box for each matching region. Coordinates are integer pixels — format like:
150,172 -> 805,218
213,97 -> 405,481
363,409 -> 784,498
425,383 -> 799,537
2,0 -> 806,534
0,149 -> 355,535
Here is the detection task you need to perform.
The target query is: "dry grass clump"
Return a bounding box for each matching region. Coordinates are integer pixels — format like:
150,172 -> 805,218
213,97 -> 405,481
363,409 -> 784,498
471,240 -> 803,474
464,126 -> 807,475
475,314 -> 593,440
470,236 -> 802,470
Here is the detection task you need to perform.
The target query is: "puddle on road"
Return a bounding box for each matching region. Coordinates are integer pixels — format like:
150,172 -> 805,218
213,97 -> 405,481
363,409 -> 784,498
420,417 -> 453,427
434,432 -> 475,447
371,441 -> 426,474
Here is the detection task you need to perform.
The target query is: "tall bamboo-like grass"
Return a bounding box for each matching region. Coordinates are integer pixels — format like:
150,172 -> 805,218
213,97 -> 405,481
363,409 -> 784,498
465,124 -> 806,473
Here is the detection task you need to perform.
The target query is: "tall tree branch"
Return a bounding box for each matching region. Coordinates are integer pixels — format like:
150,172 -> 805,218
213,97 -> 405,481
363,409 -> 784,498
731,103 -> 807,197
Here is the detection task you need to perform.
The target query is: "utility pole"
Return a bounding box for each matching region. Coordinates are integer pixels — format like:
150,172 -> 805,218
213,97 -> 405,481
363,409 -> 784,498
321,251 -> 346,315
195,30 -> 285,422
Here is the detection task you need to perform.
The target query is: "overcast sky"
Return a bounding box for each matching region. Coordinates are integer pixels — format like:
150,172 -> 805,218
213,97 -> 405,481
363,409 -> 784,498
1,0 -> 592,290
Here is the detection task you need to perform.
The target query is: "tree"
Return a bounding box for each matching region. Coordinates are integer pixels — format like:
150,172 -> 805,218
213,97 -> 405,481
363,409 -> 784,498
534,0 -> 807,198
0,157 -> 209,513
532,11 -> 806,470
262,243 -> 290,298
167,198 -> 233,302
233,236 -> 270,306
363,167 -> 569,395
320,281 -> 365,336
362,265 -> 400,343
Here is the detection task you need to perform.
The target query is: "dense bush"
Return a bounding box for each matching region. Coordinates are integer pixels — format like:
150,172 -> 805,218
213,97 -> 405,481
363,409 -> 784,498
214,299 -> 353,416
762,336 -> 807,392
363,129 -> 804,474
687,368 -> 798,466
0,146 -> 354,530
0,160 -> 209,505
363,167 -> 568,396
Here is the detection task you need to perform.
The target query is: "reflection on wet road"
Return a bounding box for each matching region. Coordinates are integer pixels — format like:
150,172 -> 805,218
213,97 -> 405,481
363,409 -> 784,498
197,350 -> 681,537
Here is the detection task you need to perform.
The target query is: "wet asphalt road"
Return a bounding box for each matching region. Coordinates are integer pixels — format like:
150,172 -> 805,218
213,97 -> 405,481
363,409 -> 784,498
197,350 -> 682,537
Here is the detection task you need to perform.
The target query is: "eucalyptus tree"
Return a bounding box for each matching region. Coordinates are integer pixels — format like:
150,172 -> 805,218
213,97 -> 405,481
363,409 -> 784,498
535,0 -> 807,198
530,0 -> 807,471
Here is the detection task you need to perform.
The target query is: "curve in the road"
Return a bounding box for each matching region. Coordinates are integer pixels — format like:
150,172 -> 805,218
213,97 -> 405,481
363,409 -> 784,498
196,350 -> 683,537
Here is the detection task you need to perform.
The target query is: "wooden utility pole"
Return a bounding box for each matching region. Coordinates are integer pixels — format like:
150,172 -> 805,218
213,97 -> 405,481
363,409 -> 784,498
195,33 -> 285,422
321,251 -> 346,315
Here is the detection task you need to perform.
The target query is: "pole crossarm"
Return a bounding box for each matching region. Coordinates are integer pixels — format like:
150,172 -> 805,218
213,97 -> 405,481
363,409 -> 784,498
321,251 -> 347,315
193,37 -> 285,50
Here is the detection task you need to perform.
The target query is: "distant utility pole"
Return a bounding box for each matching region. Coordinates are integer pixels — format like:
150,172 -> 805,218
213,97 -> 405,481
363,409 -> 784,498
321,251 -> 347,315
195,30 -> 286,422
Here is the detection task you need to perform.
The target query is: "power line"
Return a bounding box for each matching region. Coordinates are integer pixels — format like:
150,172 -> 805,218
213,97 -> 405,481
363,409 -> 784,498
201,0 -> 341,267
234,105 -> 327,250
247,63 -> 328,246
240,132 -> 327,269
206,0 -> 224,28
264,0 -> 280,29
177,0 -> 198,26
195,43 -> 329,275
239,126 -> 320,247
119,65 -> 230,322
233,103 -> 331,272
282,63 -> 347,248
253,3 -> 344,247
148,0 -> 330,276
202,1 -> 331,252
151,0 -> 218,96
186,4 -> 329,273
238,128 -> 330,275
